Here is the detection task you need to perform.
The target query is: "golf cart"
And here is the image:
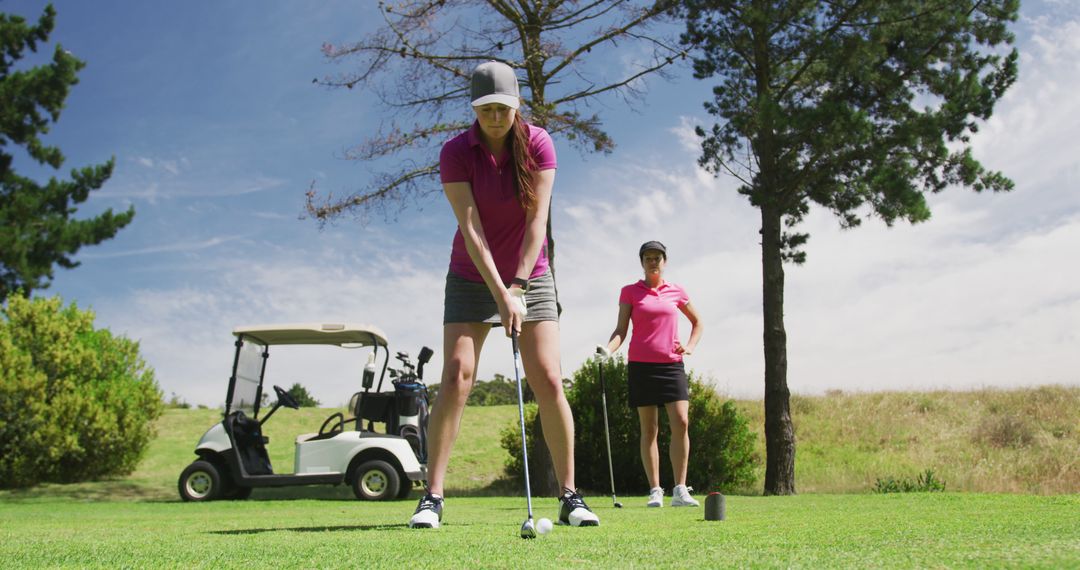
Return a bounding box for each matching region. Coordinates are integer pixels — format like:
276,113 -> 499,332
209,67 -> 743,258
177,322 -> 434,502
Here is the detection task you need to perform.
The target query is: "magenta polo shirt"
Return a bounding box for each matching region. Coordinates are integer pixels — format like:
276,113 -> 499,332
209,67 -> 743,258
620,280 -> 690,363
440,121 -> 556,283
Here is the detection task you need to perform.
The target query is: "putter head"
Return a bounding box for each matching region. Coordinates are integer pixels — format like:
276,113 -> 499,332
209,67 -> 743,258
520,518 -> 537,539
614,501 -> 624,508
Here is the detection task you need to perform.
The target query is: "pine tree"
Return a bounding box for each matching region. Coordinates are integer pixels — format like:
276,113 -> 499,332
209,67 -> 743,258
678,0 -> 1018,494
0,4 -> 134,302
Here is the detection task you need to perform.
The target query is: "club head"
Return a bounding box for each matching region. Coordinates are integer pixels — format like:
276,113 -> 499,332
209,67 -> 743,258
614,501 -> 624,508
520,518 -> 536,539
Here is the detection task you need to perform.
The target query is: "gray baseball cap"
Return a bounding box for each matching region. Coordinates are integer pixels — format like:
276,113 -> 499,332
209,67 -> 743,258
471,61 -> 521,109
639,240 -> 667,259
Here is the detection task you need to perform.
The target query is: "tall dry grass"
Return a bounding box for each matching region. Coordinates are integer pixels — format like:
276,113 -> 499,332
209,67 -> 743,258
730,385 -> 1080,494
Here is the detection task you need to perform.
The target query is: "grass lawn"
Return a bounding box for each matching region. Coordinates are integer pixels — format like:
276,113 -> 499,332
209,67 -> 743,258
2,493 -> 1078,568
3,390 -> 1079,567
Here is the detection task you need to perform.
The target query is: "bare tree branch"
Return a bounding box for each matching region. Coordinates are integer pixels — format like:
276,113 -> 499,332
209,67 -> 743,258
306,0 -> 684,223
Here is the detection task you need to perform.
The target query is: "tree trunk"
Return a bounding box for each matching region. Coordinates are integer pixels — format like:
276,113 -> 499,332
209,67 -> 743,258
522,54 -> 560,495
761,205 -> 797,495
531,411 -> 560,496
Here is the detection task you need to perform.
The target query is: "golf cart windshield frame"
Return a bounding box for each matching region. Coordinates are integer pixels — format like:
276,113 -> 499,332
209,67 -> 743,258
223,323 -> 390,419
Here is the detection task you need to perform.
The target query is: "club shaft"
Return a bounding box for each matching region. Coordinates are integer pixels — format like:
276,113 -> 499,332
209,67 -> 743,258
599,360 -> 618,502
512,332 -> 534,519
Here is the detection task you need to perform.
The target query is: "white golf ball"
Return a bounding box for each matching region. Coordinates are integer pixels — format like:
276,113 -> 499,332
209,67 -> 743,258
536,517 -> 553,534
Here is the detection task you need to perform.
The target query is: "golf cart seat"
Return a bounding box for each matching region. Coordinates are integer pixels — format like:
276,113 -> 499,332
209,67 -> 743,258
295,410 -> 357,443
353,391 -> 394,432
353,390 -> 423,436
225,411 -> 273,476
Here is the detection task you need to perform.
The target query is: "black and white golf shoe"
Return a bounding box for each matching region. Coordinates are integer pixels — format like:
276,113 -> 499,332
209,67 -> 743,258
558,488 -> 600,527
408,493 -> 443,529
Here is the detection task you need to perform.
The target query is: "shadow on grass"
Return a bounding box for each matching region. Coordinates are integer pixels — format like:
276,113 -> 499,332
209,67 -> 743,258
211,524 -> 406,535
0,480 -> 171,503
244,477 -> 530,501
0,476 -> 536,503
444,477 -> 520,497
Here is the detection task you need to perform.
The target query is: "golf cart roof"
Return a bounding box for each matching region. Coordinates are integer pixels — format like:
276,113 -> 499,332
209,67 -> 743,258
232,323 -> 388,347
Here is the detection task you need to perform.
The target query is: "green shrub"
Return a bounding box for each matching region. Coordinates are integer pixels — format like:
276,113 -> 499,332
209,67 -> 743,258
164,392 -> 191,409
0,295 -> 163,488
498,403 -> 540,484
468,374 -> 533,406
973,413 -> 1035,449
429,374 -> 539,407
873,469 -> 946,493
500,355 -> 759,494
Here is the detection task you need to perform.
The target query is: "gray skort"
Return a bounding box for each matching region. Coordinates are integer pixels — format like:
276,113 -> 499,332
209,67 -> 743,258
444,270 -> 559,325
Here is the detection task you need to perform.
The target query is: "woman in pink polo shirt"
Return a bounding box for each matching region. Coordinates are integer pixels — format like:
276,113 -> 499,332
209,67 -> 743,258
408,61 -> 599,530
601,240 -> 704,508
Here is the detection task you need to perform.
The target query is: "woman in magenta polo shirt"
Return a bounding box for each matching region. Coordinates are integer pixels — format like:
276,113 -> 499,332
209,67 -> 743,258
408,61 -> 599,530
601,240 -> 704,508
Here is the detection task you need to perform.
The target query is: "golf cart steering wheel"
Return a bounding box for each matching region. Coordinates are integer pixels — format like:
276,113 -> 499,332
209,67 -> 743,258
319,412 -> 345,436
273,385 -> 301,410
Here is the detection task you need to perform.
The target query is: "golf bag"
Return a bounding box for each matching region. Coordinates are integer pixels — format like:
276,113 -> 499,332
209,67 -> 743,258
352,382 -> 430,462
393,380 -> 430,462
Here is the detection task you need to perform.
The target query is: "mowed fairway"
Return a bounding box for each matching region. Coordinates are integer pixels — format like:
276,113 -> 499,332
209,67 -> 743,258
2,493 -> 1078,568
3,397 -> 1080,568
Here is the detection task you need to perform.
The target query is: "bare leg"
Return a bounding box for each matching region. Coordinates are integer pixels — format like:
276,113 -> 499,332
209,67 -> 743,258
637,405 -> 660,489
518,320 -> 575,490
665,400 -> 690,486
423,322 -> 489,496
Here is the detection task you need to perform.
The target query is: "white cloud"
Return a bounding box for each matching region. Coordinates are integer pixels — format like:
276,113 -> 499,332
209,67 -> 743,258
78,235 -> 244,259
98,181 -> 162,203
226,176 -> 287,196
553,149 -> 1079,400
554,11 -> 1080,399
972,17 -> 1080,199
96,236 -> 446,407
131,155 -> 184,176
160,160 -> 180,176
783,206 -> 1080,396
88,6 -> 1080,407
253,211 -> 291,220
672,116 -> 704,154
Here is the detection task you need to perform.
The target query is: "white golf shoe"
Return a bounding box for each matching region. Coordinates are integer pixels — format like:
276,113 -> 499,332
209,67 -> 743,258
671,484 -> 699,507
408,493 -> 443,528
647,486 -> 664,508
558,488 -> 600,527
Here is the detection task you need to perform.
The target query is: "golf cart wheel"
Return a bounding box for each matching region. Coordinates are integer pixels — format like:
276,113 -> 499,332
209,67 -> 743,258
351,459 -> 400,501
178,460 -> 223,502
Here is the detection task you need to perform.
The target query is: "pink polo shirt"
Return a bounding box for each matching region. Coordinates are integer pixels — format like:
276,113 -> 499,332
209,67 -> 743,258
620,280 -> 690,363
440,121 -> 556,283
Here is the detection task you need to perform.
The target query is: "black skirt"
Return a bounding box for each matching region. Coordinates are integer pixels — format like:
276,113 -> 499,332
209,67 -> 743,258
627,361 -> 689,408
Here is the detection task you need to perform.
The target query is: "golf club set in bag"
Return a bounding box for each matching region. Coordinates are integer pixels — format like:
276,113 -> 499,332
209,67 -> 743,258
510,339 -> 622,539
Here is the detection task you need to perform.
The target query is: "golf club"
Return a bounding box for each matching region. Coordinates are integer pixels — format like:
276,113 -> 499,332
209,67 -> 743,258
512,331 -> 537,539
596,348 -> 623,508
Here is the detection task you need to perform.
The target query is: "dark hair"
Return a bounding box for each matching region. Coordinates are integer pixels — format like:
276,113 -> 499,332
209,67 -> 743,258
507,113 -> 537,210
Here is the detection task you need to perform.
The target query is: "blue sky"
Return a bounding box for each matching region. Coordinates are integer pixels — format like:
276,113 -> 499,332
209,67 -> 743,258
7,1 -> 1079,407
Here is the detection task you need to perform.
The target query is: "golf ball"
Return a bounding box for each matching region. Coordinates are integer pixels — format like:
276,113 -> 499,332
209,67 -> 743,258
536,517 -> 553,534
